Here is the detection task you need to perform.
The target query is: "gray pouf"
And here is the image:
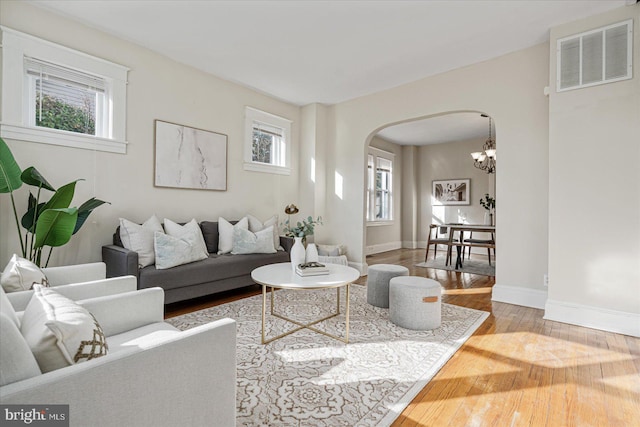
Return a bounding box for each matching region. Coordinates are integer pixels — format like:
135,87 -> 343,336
366,264 -> 409,308
389,276 -> 442,330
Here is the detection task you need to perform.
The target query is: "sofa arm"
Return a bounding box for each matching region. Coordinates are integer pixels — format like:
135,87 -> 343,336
0,318 -> 237,427
102,245 -> 139,279
42,262 -> 106,286
280,236 -> 294,253
79,288 -> 165,336
6,276 -> 138,312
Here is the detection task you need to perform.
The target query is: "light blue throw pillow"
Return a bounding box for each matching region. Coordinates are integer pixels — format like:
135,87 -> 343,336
231,226 -> 276,255
154,232 -> 208,269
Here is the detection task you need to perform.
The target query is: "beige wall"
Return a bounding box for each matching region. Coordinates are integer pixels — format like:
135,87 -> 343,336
365,136 -> 402,254
0,2 -> 301,266
325,43 -> 550,288
417,137 -> 495,247
547,5 -> 640,331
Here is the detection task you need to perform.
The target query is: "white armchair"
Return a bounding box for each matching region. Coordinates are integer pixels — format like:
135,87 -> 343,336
0,286 -> 237,427
4,262 -> 137,312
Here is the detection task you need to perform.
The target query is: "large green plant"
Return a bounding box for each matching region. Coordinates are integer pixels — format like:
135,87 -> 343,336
0,137 -> 108,267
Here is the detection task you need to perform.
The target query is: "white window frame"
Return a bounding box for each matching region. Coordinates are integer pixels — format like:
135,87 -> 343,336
244,106 -> 292,175
556,19 -> 633,92
367,147 -> 394,225
0,27 -> 129,154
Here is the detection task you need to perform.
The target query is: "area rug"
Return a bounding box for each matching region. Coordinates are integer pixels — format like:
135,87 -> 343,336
416,255 -> 495,276
168,284 -> 488,427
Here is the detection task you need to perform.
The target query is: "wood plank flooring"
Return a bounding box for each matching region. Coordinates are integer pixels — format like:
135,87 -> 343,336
165,248 -> 640,427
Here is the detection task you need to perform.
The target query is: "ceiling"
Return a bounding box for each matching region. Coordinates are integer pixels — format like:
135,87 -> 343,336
28,0 -> 627,145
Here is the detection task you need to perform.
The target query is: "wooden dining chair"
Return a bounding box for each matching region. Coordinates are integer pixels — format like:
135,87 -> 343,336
425,224 -> 455,265
462,231 -> 495,266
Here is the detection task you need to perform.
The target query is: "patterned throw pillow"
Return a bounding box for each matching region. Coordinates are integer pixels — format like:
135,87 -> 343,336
20,285 -> 108,373
163,218 -> 209,258
0,254 -> 49,293
231,226 -> 277,255
154,232 -> 209,270
247,214 -> 282,251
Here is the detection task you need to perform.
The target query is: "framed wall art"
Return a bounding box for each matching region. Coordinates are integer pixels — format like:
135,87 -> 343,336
154,120 -> 227,191
432,179 -> 470,205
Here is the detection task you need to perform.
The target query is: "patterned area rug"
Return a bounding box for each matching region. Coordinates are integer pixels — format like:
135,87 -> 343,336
416,255 -> 495,276
168,284 -> 489,426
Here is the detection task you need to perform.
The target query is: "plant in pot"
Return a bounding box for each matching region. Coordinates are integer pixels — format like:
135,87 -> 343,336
480,193 -> 495,226
0,137 -> 109,267
282,205 -> 322,269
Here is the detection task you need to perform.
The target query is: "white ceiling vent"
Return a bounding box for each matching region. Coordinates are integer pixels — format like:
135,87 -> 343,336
557,19 -> 633,92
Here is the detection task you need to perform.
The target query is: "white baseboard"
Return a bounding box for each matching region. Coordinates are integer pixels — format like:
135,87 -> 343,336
402,240 -> 418,249
365,241 -> 402,255
491,284 -> 547,310
544,299 -> 640,337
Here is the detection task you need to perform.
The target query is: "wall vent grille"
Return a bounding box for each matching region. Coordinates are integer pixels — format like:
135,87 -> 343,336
557,19 -> 633,92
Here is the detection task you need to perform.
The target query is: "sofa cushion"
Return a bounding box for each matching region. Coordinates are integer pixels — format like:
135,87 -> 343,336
200,221 -> 220,254
231,226 -> 277,255
164,218 -> 208,258
247,214 -> 282,251
218,217 -> 248,254
138,251 -> 289,291
21,285 -> 109,373
119,215 -> 164,268
0,313 -> 42,386
1,254 -> 48,293
154,232 -> 209,270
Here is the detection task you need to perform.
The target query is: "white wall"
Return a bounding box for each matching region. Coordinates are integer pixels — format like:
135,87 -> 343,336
365,136 -> 402,254
324,43 -> 550,291
0,2 -> 301,266
417,137 -> 495,248
546,5 -> 640,336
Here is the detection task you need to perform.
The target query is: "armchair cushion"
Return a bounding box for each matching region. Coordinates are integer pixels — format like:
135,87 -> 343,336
0,254 -> 48,293
0,286 -> 19,328
0,313 -> 41,386
21,285 -> 108,373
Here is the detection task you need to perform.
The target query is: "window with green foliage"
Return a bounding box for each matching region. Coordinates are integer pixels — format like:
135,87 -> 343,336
244,107 -> 291,175
35,94 -> 96,135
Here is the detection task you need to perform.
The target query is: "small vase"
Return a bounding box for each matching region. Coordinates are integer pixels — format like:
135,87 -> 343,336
305,243 -> 319,263
290,237 -> 305,271
484,212 -> 492,225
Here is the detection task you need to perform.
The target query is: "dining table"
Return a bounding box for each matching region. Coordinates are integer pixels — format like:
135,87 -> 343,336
442,224 -> 496,269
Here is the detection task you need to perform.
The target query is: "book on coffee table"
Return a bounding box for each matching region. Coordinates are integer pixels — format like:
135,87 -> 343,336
295,262 -> 329,276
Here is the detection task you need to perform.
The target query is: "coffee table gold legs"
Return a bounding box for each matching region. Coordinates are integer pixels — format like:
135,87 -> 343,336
261,284 -> 351,345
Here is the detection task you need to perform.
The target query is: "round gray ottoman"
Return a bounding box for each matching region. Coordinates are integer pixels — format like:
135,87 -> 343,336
389,276 -> 442,330
366,264 -> 409,308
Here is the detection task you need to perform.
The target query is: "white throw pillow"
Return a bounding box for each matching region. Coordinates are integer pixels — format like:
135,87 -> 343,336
163,218 -> 208,258
247,214 -> 282,251
218,217 -> 248,255
154,232 -> 209,270
119,215 -> 164,268
20,285 -> 108,373
0,254 -> 48,293
232,226 -> 277,255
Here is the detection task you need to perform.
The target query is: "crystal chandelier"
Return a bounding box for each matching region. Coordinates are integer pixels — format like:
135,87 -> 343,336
471,114 -> 496,174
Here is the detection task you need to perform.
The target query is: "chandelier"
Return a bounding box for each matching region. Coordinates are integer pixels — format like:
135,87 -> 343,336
471,114 -> 496,174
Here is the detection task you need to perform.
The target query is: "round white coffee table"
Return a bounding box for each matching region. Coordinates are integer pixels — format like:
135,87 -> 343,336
251,262 -> 360,344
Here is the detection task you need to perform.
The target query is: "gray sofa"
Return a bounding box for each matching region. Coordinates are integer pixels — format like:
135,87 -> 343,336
102,220 -> 292,304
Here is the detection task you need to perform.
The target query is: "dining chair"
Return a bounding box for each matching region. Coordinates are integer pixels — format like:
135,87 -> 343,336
462,231 -> 495,266
425,224 -> 456,265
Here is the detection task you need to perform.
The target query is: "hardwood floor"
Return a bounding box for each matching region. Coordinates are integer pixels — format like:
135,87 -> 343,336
165,249 -> 640,427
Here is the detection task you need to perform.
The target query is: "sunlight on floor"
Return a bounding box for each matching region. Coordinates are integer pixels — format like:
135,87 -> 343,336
443,287 -> 493,295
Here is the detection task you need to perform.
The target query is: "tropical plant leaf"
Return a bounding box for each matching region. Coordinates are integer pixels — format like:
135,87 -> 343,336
34,207 -> 78,249
21,167 -> 55,191
21,192 -> 47,232
0,137 -> 23,193
73,198 -> 110,234
42,180 -> 81,211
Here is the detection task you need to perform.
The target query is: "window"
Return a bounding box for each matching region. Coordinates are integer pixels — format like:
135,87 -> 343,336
367,148 -> 394,223
557,19 -> 632,92
244,107 -> 292,175
1,27 -> 129,153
